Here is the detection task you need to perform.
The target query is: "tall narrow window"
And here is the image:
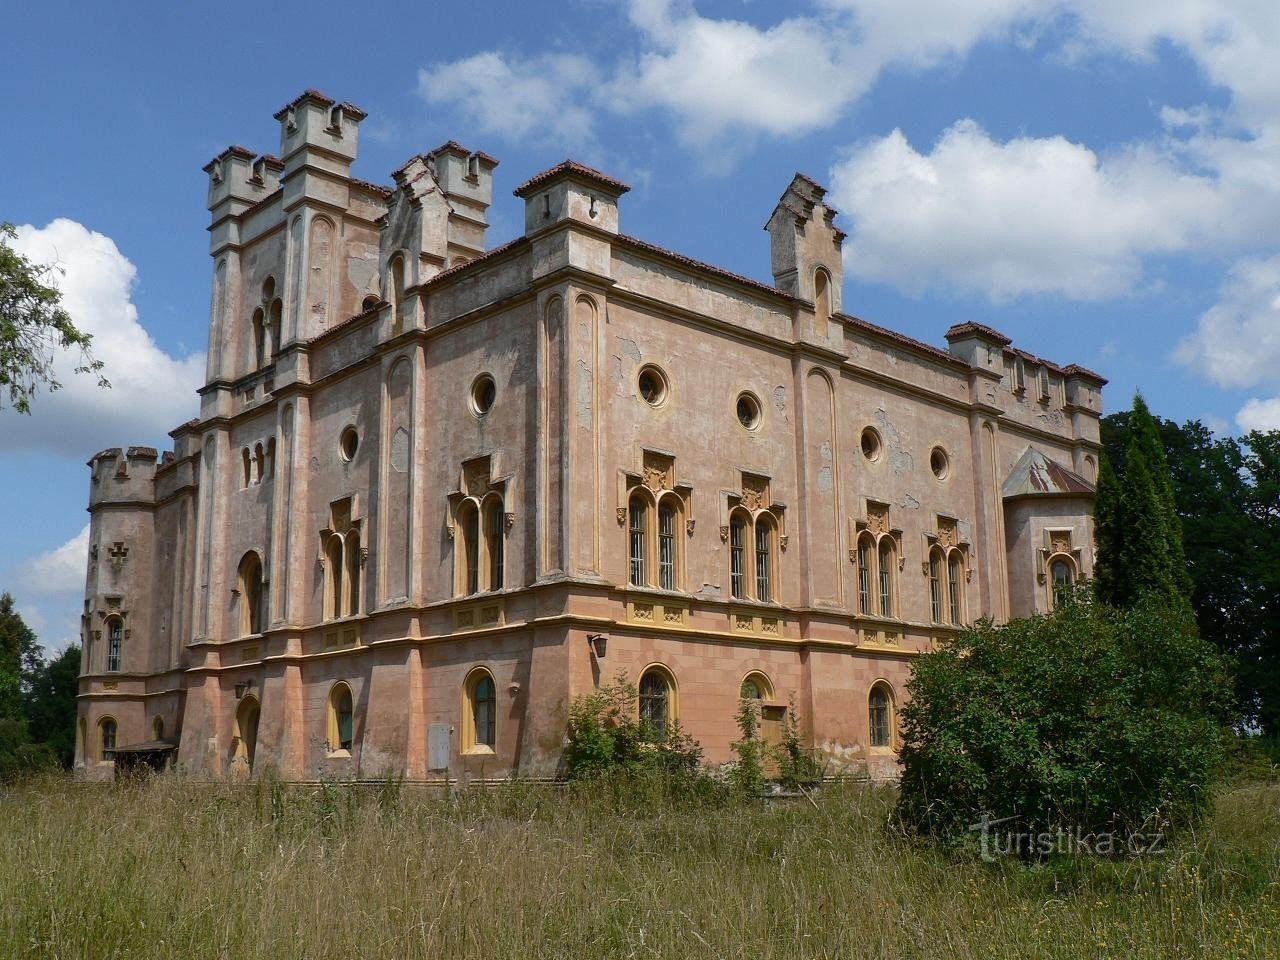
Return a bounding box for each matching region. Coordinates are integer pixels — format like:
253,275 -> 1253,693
328,683 -> 354,752
473,674 -> 496,748
238,552 -> 264,636
948,554 -> 963,624
390,255 -> 406,331
929,549 -> 943,624
242,448 -> 252,488
639,669 -> 672,737
100,718 -> 117,758
878,540 -> 894,617
252,307 -> 265,369
265,438 -> 276,480
814,267 -> 831,335
461,503 -> 480,595
268,298 -> 282,360
1051,559 -> 1074,608
325,534 -> 344,619
658,501 -> 676,590
729,515 -> 747,600
464,670 -> 498,753
869,685 -> 892,748
485,498 -> 505,590
628,496 -> 648,587
755,520 -> 773,603
345,533 -> 361,616
254,443 -> 265,484
857,536 -> 872,615
106,618 -> 122,672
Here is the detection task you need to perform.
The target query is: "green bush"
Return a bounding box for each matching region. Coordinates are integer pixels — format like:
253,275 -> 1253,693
563,673 -> 706,782
728,697 -> 765,799
897,591 -> 1235,848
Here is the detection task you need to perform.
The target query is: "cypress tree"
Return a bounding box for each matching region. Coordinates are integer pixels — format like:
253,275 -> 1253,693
1094,394 -> 1193,608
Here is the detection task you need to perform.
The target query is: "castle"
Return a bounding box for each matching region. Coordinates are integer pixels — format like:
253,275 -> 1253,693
75,90 -> 1105,781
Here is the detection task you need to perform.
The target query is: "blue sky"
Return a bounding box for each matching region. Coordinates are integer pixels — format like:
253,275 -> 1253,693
3,0 -> 1279,652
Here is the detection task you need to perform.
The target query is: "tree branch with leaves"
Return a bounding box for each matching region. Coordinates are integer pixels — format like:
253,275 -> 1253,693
0,222 -> 108,414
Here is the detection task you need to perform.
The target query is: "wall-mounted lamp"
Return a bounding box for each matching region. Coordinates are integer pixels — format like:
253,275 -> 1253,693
586,634 -> 608,658
234,681 -> 251,699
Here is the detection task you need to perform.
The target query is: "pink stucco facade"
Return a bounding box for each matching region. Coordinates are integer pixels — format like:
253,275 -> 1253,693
75,91 -> 1105,782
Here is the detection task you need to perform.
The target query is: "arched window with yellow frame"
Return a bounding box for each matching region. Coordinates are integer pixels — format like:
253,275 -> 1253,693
1049,554 -> 1077,610
462,668 -> 498,754
638,666 -> 677,738
725,506 -> 783,603
868,682 -> 897,750
326,682 -> 355,754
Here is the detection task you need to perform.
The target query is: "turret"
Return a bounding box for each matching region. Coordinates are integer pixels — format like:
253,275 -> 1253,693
765,173 -> 844,307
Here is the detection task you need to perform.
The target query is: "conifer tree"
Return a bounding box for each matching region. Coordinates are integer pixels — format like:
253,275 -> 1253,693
1095,394 -> 1192,608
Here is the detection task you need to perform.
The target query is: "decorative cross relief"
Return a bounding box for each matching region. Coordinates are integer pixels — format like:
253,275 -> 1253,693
107,542 -> 129,568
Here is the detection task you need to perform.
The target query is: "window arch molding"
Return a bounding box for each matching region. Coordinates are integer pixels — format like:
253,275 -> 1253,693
638,663 -> 678,736
720,474 -> 785,604
104,616 -> 124,673
921,518 -> 970,626
1046,552 -> 1078,609
326,681 -> 355,755
739,670 -> 775,702
236,550 -> 267,637
619,452 -> 693,593
867,680 -> 897,751
233,695 -> 260,771
461,666 -> 498,755
852,518 -> 900,619
98,715 -> 118,761
448,457 -> 510,598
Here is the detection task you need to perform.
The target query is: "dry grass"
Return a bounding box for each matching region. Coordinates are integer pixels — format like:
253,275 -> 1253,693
1,775 -> 1278,959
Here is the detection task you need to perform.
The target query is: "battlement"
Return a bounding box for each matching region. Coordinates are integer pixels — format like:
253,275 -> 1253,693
765,173 -> 844,307
87,446 -> 161,507
273,89 -> 365,179
945,322 -> 1107,414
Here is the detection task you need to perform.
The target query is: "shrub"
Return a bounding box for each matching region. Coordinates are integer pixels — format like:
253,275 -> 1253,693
897,590 -> 1235,849
563,673 -> 705,782
775,693 -> 823,791
728,697 -> 765,799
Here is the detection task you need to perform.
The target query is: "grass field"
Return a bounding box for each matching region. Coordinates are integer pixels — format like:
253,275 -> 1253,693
2,775 -> 1277,959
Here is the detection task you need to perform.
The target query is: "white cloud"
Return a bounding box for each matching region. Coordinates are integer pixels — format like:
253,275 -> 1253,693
417,51 -> 601,149
1236,397 -> 1280,432
612,4 -> 871,145
17,523 -> 90,596
828,120 -> 1225,301
1175,254 -> 1280,389
1,219 -> 203,457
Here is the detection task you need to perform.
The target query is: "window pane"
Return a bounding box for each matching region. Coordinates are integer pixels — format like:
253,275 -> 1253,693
755,522 -> 772,603
107,621 -> 122,672
102,720 -> 117,754
929,552 -> 942,623
948,555 -> 962,624
658,504 -> 676,590
487,501 -> 504,590
878,542 -> 893,617
338,690 -> 353,750
858,540 -> 871,615
639,672 -> 669,737
729,518 -> 746,599
465,509 -> 480,595
475,676 -> 496,747
629,498 -> 647,586
869,689 -> 890,747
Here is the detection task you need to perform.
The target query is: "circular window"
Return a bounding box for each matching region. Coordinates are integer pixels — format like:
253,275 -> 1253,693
471,374 -> 496,416
637,366 -> 668,406
736,392 -> 761,430
339,426 -> 359,462
860,427 -> 882,461
930,446 -> 949,479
